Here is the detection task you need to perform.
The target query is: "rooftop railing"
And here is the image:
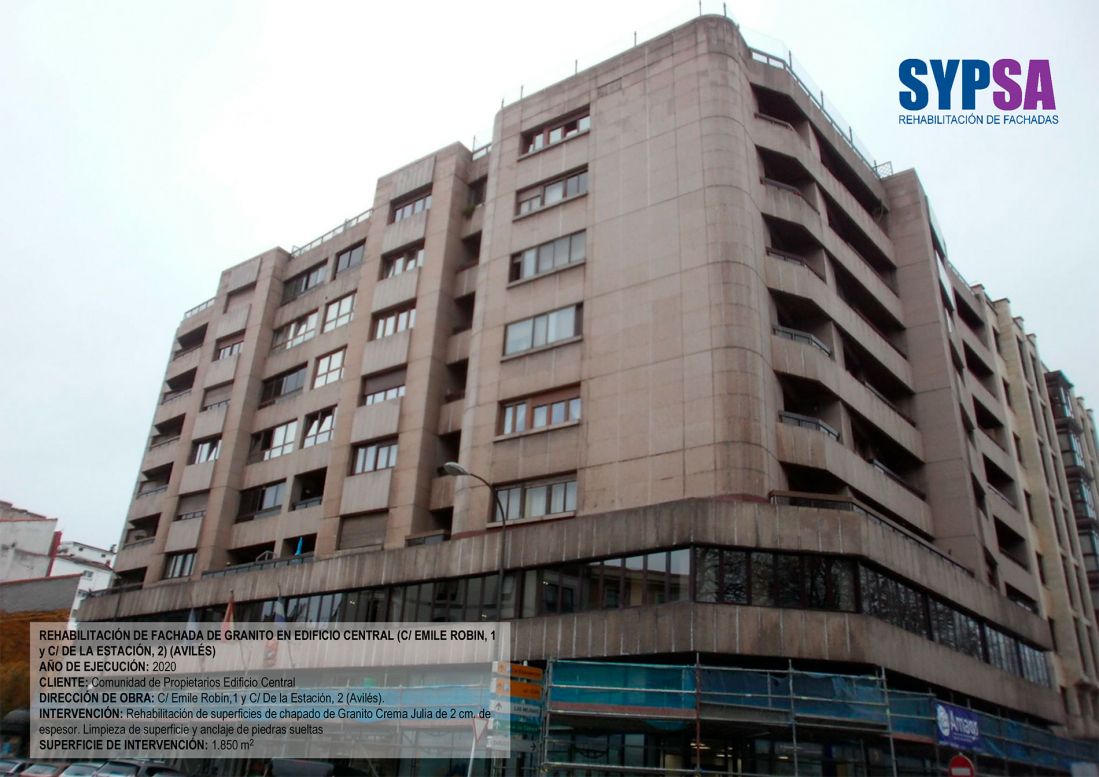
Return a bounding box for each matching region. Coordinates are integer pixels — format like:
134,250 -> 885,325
182,298 -> 214,319
291,208 -> 373,257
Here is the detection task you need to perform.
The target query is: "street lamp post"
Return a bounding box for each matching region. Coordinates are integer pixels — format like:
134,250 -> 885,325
438,462 -> 509,619
438,462 -> 510,777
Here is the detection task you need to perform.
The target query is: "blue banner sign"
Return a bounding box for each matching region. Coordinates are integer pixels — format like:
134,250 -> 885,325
935,701 -> 981,750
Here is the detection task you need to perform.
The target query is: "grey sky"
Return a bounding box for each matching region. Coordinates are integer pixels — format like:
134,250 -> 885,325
1,0 -> 1095,548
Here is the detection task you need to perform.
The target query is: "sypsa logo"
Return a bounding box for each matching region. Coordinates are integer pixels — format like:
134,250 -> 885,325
899,59 -> 1055,110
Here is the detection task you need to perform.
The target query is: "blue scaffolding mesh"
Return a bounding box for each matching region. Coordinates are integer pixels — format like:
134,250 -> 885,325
546,660 -> 1099,771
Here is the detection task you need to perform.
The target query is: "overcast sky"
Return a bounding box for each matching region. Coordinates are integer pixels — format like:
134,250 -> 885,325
1,0 -> 1095,548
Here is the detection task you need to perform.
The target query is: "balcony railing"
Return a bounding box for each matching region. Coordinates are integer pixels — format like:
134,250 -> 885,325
182,298 -> 214,319
471,143 -> 492,160
772,325 -> 832,357
122,536 -> 155,549
160,388 -> 192,406
779,410 -> 840,441
292,497 -> 323,511
765,247 -> 807,267
176,510 -> 206,522
136,484 -> 168,498
202,553 -> 314,579
870,459 -> 926,500
148,435 -> 181,451
291,208 -> 372,257
770,490 -> 970,577
754,111 -> 795,131
858,379 -> 915,426
760,177 -> 819,213
987,483 -> 1019,510
747,46 -> 886,179
170,345 -> 201,362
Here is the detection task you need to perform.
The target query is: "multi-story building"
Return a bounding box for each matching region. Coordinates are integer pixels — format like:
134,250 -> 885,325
82,15 -> 1099,775
1046,371 -> 1099,622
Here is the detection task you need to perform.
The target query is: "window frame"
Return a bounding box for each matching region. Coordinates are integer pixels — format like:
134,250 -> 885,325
281,262 -> 327,304
350,438 -> 399,475
302,407 -> 336,449
250,420 -> 298,462
515,168 -> 588,217
313,348 -> 346,388
510,231 -> 586,284
214,334 -> 244,361
521,110 -> 591,156
272,311 -> 319,350
499,386 -> 581,436
380,244 -> 424,280
334,243 -> 364,276
164,551 -> 196,579
361,367 -> 408,406
237,481 -> 287,521
371,305 -> 416,340
259,365 -> 307,407
322,294 -> 355,333
189,437 -> 221,464
503,304 -> 582,356
493,475 -> 578,524
390,191 -> 432,224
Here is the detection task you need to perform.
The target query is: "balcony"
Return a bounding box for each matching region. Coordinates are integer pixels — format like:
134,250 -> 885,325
779,410 -> 840,441
202,553 -> 314,579
772,324 -> 831,357
159,388 -> 191,407
114,538 -> 155,573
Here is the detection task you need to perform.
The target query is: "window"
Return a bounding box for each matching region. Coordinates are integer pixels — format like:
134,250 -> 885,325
390,191 -> 432,223
467,176 -> 487,207
302,407 -> 336,448
381,244 -> 424,279
313,349 -> 345,388
164,551 -> 195,579
504,304 -> 581,355
259,365 -> 307,406
372,305 -> 416,340
501,387 -> 581,435
351,438 -> 399,474
523,111 -> 590,154
272,311 -> 318,350
250,420 -> 297,461
511,231 -> 586,282
190,437 -> 221,464
361,368 -> 407,406
282,262 -> 327,304
214,334 -> 243,360
237,481 -> 286,521
317,294 -> 356,334
494,476 -> 577,522
201,383 -> 231,411
516,169 -> 587,215
334,243 -> 364,276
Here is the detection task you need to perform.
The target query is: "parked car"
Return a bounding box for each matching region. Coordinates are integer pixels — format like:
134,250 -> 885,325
92,763 -> 185,777
58,766 -> 104,777
0,759 -> 30,775
21,765 -> 70,777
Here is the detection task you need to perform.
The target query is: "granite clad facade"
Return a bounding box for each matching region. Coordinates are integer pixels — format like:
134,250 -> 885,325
83,15 -> 1099,765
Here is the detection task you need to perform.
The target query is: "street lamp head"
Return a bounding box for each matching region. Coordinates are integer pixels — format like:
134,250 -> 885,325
440,461 -> 470,477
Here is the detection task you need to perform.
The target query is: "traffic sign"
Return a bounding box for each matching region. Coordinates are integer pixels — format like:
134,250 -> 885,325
948,753 -> 976,777
493,677 -> 543,700
491,699 -> 541,718
487,734 -> 537,753
493,661 -> 545,681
